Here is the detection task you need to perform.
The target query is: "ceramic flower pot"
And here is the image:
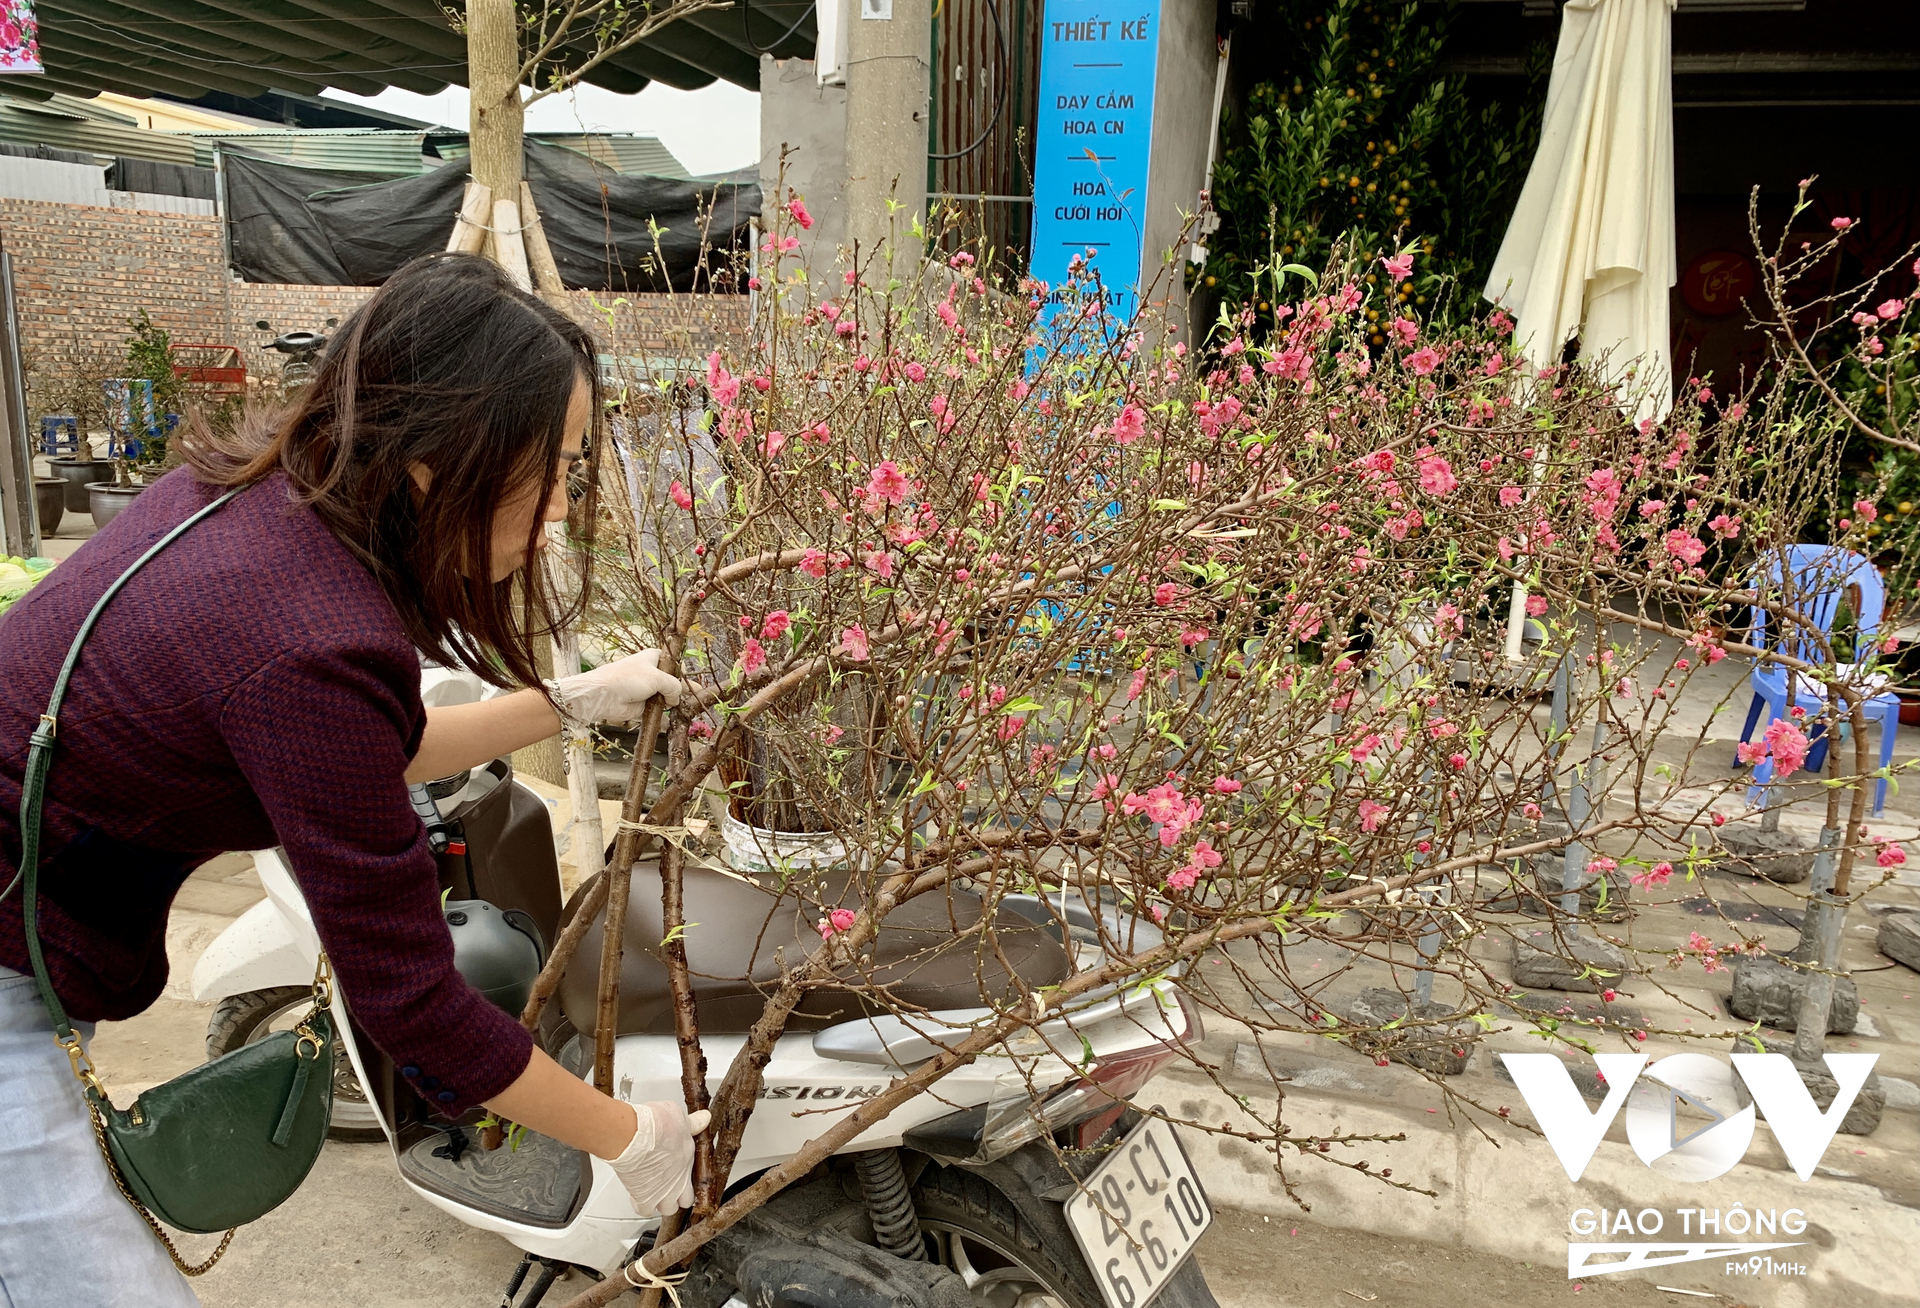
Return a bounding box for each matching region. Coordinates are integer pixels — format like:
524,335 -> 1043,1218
49,457 -> 114,510
33,477 -> 65,535
87,481 -> 144,531
719,811 -> 852,877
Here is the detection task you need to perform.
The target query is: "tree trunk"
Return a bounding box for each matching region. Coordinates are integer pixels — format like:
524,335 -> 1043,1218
467,0 -> 563,782
468,0 -> 526,246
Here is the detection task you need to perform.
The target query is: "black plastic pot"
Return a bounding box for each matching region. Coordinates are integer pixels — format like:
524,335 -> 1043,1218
87,481 -> 143,531
48,457 -> 113,510
33,477 -> 64,535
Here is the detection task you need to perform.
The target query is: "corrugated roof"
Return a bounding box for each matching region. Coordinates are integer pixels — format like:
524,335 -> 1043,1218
19,1 -> 815,104
434,132 -> 690,179
0,92 -> 195,166
191,128 -> 429,174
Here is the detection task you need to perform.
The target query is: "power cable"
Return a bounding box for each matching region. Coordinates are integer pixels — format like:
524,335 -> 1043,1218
738,0 -> 817,56
927,0 -> 1007,162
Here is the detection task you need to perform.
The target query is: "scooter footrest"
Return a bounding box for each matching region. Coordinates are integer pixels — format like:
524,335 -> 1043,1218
398,1127 -> 586,1229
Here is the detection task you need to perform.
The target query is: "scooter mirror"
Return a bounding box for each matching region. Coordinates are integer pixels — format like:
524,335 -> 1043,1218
254,320 -> 271,331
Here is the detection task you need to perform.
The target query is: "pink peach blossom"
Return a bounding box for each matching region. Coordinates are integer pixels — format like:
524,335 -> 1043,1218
866,460 -> 910,506
1631,862 -> 1674,890
1417,456 -> 1457,496
1763,719 -> 1810,775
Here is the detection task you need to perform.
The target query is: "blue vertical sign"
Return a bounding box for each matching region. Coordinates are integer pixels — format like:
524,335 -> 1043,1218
1029,0 -> 1160,324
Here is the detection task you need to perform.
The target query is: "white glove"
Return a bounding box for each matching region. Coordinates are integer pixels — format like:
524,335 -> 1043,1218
607,1101 -> 712,1216
551,649 -> 684,726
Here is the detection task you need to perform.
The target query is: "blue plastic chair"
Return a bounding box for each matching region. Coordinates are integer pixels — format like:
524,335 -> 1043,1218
1735,545 -> 1900,815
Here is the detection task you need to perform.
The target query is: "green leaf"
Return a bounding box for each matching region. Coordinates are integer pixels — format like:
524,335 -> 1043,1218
660,922 -> 700,945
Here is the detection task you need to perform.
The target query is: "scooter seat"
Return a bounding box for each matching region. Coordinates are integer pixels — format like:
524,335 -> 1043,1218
556,857 -> 1072,1037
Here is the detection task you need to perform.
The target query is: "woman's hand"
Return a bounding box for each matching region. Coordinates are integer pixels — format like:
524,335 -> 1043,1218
482,1049 -> 709,1214
551,649 -> 684,726
606,1101 -> 713,1216
403,649 -> 684,783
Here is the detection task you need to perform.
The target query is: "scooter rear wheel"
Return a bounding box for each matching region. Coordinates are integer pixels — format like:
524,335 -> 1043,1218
207,985 -> 385,1142
913,1164 -> 1091,1308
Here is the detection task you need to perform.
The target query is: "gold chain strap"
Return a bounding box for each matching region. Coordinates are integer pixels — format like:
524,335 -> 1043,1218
84,1096 -> 237,1276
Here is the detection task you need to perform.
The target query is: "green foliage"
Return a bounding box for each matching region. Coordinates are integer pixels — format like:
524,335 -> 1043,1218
1838,304 -> 1919,592
1200,0 -> 1549,336
121,309 -> 181,469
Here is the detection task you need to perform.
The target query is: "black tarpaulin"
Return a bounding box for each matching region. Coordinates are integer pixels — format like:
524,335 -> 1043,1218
220,141 -> 760,291
222,150 -> 395,284
107,157 -> 219,201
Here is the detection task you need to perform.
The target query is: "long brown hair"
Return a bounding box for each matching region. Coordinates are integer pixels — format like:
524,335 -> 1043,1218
187,254 -> 600,689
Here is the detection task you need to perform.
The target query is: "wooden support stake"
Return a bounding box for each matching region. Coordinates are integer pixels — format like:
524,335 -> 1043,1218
447,181 -> 492,254
491,197 -> 534,292
519,180 -> 568,301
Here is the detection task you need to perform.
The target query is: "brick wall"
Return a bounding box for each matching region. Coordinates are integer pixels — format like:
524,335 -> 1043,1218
2,196 -> 749,419
1,197 -> 228,375
227,283 -> 375,382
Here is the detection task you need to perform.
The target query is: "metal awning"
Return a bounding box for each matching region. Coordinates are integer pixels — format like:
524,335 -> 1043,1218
14,1 -> 814,103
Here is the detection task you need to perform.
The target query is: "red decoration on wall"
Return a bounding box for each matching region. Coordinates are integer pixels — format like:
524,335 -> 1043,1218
0,1 -> 40,74
1680,250 -> 1757,318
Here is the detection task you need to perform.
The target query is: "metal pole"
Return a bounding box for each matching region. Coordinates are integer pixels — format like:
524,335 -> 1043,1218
213,146 -> 233,275
1788,825 -> 1843,1061
1545,655 -> 1570,808
1791,888 -> 1845,1063
1561,717 -> 1607,928
1788,827 -> 1840,964
0,247 -> 38,558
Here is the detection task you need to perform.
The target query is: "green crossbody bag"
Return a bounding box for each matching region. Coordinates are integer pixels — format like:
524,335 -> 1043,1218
8,487 -> 336,1275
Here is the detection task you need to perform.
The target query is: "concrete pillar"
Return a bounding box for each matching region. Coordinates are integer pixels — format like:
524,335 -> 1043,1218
844,0 -> 932,279
760,56 -> 850,284
1139,0 -> 1220,340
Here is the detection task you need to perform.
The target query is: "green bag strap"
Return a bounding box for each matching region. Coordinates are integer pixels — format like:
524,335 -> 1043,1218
8,487 -> 244,1072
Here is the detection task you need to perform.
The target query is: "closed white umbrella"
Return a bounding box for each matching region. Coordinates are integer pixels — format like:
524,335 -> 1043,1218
1487,0 -> 1677,658
1485,0 -> 1676,426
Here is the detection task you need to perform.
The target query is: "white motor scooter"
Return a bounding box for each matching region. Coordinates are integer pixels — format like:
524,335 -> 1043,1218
192,679 -> 1220,1308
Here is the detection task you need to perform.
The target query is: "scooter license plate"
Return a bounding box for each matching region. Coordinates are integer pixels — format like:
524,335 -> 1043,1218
1063,1117 -> 1214,1308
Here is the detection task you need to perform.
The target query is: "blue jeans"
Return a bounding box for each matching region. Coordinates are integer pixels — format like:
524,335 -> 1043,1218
0,966 -> 199,1307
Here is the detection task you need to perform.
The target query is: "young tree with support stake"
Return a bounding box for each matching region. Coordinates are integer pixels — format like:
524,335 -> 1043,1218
456,0 -> 742,791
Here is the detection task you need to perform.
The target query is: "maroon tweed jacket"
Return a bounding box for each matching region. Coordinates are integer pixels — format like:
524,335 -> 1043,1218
0,469 -> 532,1115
